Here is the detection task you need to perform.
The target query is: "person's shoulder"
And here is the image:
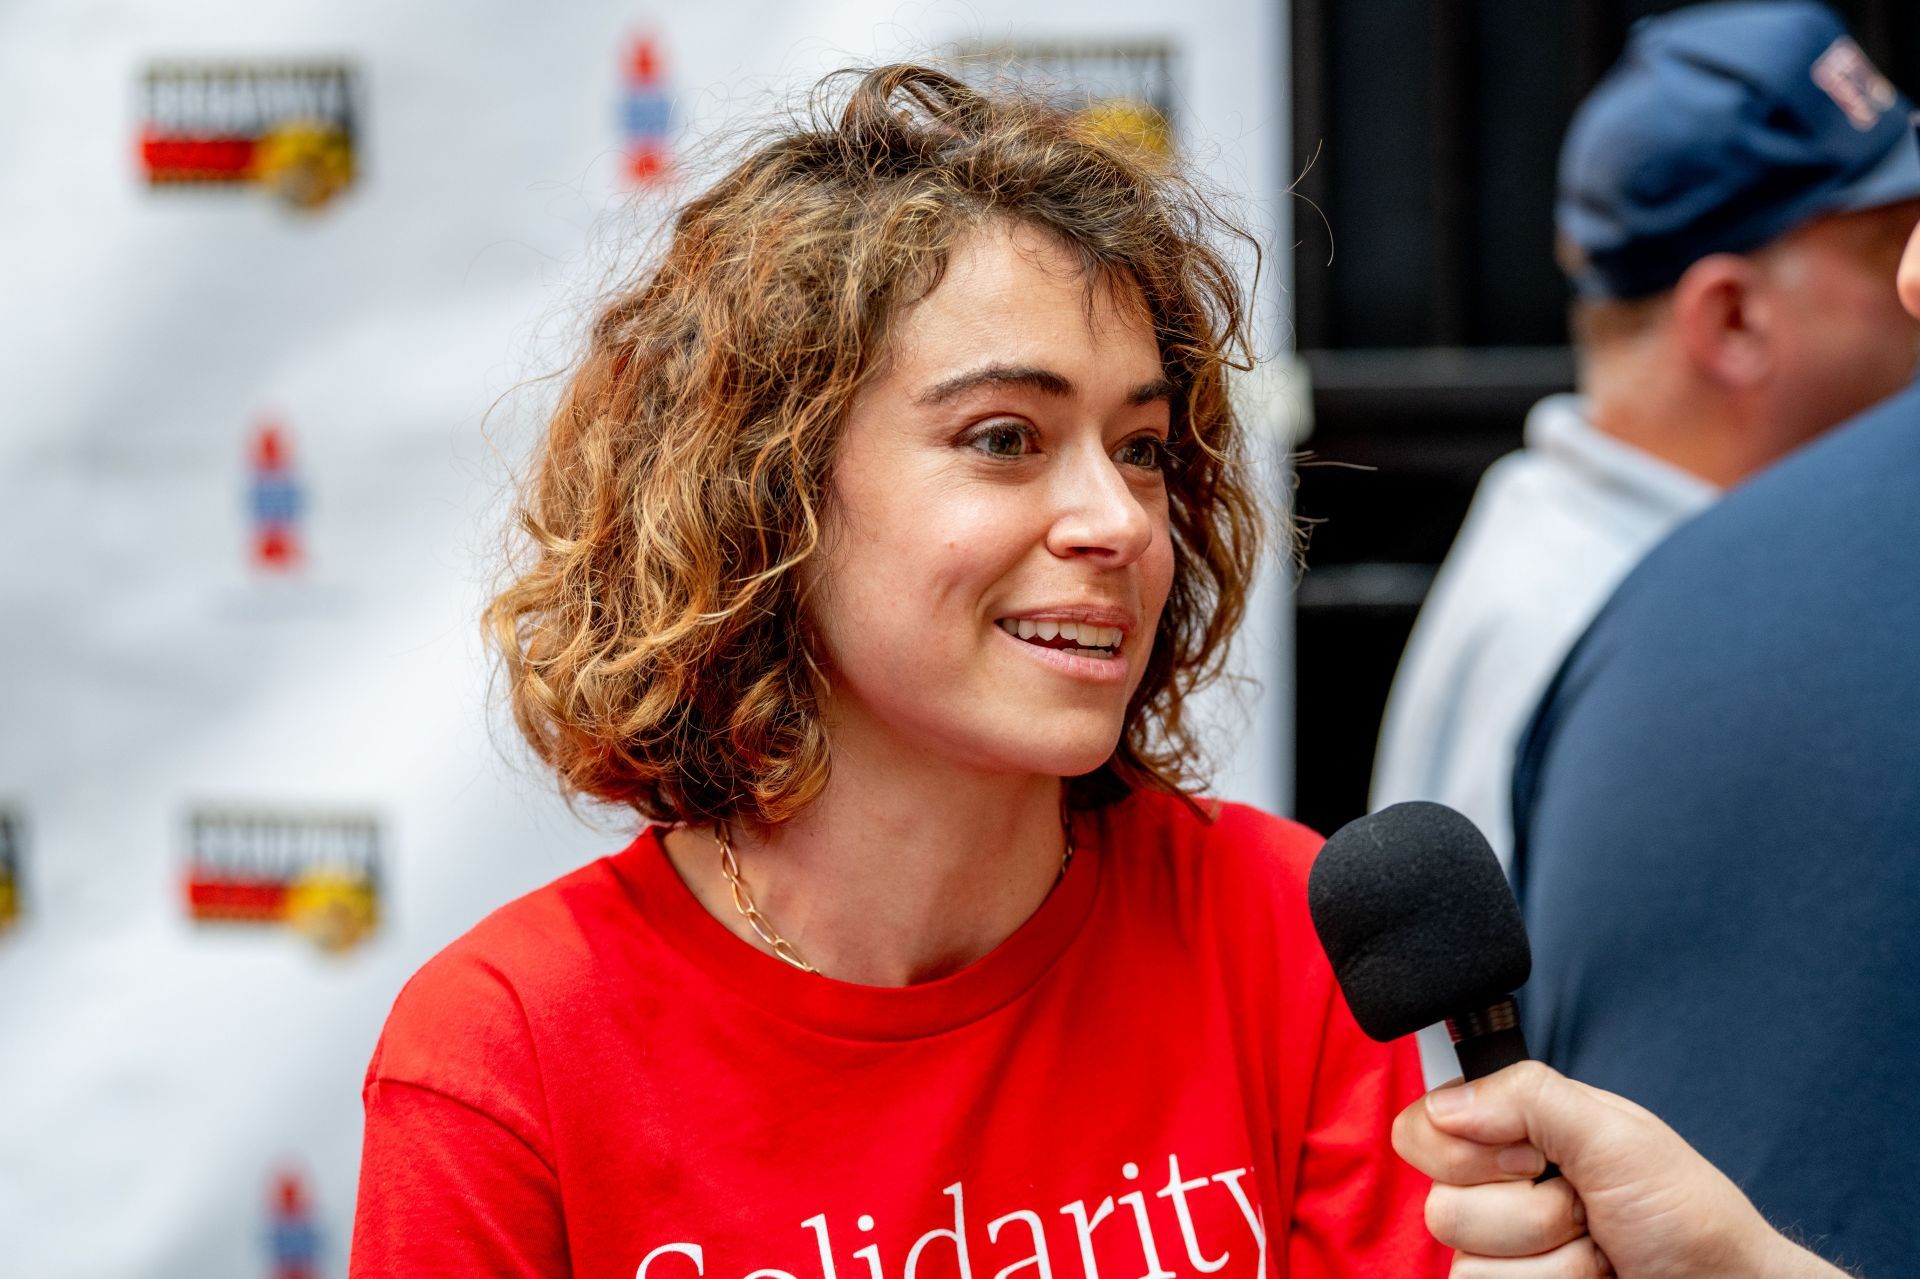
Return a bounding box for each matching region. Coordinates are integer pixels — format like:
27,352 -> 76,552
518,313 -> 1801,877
1101,791 -> 1340,1000
1732,379 -> 1920,511
1431,448 -> 1560,572
1453,420 -> 1617,547
1515,390 -> 1920,868
1618,381 -> 1920,608
1415,444 -> 1640,643
366,850 -> 633,1092
1101,788 -> 1323,904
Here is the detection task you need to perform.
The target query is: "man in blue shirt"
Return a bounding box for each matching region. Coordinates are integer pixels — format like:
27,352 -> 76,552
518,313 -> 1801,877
1374,0 -> 1920,884
1512,14 -> 1920,1263
1515,379 -> 1920,1273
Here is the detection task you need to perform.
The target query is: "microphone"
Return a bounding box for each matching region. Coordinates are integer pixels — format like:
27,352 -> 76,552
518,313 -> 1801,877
1306,801 -> 1534,1082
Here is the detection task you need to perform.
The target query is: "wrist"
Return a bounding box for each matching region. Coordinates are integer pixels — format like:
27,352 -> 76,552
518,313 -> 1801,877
1744,1225 -> 1851,1279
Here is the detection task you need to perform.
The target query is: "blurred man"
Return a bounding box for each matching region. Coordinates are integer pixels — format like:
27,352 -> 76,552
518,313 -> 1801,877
1506,110 -> 1920,1279
1373,1 -> 1920,878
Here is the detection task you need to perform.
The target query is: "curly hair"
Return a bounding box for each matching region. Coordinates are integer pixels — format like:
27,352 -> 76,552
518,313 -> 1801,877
486,62 -> 1266,826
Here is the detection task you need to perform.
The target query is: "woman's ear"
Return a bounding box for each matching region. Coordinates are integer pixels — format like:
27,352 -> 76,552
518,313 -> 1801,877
1672,253 -> 1774,388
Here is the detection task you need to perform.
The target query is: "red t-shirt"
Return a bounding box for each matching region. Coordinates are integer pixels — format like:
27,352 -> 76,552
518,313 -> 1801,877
349,792 -> 1443,1278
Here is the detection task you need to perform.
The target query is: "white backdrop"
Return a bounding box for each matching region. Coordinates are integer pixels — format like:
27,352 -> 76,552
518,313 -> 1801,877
0,2 -> 1292,1274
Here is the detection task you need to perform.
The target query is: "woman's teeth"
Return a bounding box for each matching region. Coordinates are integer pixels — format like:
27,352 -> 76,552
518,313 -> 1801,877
995,618 -> 1123,658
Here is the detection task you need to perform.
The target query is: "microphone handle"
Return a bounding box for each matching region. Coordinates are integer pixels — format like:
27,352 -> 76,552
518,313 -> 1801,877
1446,996 -> 1562,1183
1446,996 -> 1530,1081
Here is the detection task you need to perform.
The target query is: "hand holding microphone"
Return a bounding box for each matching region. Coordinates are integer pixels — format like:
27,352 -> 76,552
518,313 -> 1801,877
1394,1061 -> 1853,1279
1309,803 -> 1857,1279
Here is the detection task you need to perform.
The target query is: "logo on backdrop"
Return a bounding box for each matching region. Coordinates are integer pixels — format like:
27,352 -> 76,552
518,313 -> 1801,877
185,808 -> 381,952
248,419 -> 304,574
266,1167 -> 323,1279
139,61 -> 361,210
0,810 -> 22,934
618,34 -> 674,184
956,41 -> 1178,156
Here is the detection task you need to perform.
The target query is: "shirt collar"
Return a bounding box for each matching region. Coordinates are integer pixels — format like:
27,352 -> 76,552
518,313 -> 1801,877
1525,393 -> 1718,521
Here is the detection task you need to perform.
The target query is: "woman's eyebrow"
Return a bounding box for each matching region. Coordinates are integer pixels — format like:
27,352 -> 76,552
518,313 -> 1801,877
1128,376 -> 1178,407
914,364 -> 1176,407
915,364 -> 1072,405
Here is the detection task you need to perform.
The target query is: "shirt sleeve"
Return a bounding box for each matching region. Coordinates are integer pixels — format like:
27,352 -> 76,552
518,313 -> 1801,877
349,1078 -> 568,1277
348,947 -> 569,1277
1287,990 -> 1448,1278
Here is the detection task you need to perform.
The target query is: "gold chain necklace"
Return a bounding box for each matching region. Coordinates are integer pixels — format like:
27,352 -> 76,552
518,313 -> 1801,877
715,809 -> 1076,976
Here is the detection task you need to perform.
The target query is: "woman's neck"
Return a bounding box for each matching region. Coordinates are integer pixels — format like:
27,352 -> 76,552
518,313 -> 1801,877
660,740 -> 1072,987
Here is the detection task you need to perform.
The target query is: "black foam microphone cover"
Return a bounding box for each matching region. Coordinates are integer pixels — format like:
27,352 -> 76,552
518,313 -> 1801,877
1307,801 -> 1531,1047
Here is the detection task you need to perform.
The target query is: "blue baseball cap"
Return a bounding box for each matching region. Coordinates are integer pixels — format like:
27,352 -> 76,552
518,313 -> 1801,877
1558,1 -> 1920,299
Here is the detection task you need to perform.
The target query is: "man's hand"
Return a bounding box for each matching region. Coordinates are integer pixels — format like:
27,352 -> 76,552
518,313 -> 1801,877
1392,1061 -> 1853,1279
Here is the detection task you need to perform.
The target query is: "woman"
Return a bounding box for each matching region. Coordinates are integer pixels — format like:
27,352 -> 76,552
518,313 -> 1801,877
349,65 -> 1445,1277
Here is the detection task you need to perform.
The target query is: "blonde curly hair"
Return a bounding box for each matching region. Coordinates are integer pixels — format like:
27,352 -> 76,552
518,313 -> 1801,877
486,63 -> 1265,826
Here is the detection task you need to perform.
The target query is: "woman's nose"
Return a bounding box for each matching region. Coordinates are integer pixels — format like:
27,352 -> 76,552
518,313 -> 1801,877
1044,444 -> 1156,565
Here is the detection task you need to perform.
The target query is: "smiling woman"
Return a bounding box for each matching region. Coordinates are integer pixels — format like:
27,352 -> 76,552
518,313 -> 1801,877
348,65 -> 1447,1278
489,69 -> 1257,831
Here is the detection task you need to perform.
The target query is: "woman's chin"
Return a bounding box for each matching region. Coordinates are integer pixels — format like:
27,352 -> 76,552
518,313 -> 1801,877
987,729 -> 1126,783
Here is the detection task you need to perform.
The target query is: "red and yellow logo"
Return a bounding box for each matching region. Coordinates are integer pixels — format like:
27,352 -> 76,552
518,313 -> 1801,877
185,809 -> 380,952
959,42 -> 1178,158
140,62 -> 360,210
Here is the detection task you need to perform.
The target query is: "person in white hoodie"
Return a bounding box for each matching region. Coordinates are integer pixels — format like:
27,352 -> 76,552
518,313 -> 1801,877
1373,1 -> 1920,875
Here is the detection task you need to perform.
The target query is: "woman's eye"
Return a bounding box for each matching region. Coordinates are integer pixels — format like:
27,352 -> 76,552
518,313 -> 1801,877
969,422 -> 1035,458
1115,435 -> 1169,470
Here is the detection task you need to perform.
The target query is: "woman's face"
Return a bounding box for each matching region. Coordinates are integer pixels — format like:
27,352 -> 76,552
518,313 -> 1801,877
808,219 -> 1176,782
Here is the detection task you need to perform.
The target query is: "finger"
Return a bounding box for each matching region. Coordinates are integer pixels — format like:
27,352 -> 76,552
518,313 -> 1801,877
1425,1177 -> 1586,1256
1446,1234 -> 1610,1279
1421,1073 -> 1534,1147
1395,1095 -> 1547,1184
1423,1061 -> 1647,1170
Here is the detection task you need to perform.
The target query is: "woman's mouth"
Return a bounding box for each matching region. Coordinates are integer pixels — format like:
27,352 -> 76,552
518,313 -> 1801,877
994,618 -> 1123,660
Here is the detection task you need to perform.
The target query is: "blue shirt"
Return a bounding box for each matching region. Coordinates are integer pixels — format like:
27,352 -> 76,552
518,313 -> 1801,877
1513,382 -> 1920,1277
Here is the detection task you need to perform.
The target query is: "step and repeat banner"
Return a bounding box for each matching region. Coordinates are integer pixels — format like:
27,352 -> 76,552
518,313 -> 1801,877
0,1 -> 1290,1274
